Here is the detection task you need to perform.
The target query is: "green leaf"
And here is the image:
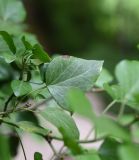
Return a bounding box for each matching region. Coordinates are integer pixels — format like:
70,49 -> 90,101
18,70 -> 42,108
0,31 -> 16,53
34,152 -> 43,160
40,106 -> 79,140
45,56 -> 103,111
16,111 -> 39,125
0,134 -> 11,160
17,121 -> 50,136
0,36 -> 16,63
32,44 -> 51,63
11,80 -> 32,97
8,134 -> 19,157
0,0 -> 26,34
21,36 -> 33,50
105,60 -> 139,109
95,68 -> 113,88
60,127 -> 84,155
95,116 -> 130,141
74,154 -> 101,160
68,88 -> 130,141
118,144 -> 139,160
0,59 -> 16,81
99,138 -> 120,160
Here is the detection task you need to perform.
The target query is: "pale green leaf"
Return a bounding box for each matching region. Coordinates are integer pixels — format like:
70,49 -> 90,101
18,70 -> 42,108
40,106 -> 79,140
118,144 -> 139,160
11,80 -> 32,97
74,154 -> 101,160
0,0 -> 26,34
68,88 -> 130,141
105,60 -> 139,109
95,68 -> 113,88
17,121 -> 50,136
45,56 -> 103,111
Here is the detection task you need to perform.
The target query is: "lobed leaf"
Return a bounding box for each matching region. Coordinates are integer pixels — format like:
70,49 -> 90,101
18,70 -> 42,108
45,56 -> 103,111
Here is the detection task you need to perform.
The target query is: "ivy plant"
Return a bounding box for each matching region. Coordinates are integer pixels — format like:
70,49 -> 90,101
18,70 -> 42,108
0,0 -> 139,160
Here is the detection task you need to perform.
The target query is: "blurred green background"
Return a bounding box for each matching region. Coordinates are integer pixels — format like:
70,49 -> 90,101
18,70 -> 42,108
23,0 -> 139,71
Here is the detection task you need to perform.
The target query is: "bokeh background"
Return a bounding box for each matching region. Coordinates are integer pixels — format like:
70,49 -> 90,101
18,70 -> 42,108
23,0 -> 139,71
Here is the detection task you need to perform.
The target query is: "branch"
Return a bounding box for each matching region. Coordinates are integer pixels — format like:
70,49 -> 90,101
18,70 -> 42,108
91,88 -> 104,93
50,135 -> 104,144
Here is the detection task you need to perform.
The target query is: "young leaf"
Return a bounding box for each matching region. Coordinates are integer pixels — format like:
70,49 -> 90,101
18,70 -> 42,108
21,36 -> 32,50
11,80 -> 32,97
34,152 -> 43,160
0,31 -> 16,53
45,56 -> 103,111
40,106 -> 79,140
32,44 -> 51,63
105,60 -> 139,109
95,68 -> 113,88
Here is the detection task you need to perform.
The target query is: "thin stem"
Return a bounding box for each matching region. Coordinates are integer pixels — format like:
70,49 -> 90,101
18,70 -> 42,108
102,100 -> 117,115
50,145 -> 65,160
48,141 -> 57,156
78,137 -> 104,144
84,127 -> 94,140
15,86 -> 47,108
3,93 -> 14,112
50,135 -> 104,144
118,103 -> 125,119
15,130 -> 27,160
92,88 -> 105,93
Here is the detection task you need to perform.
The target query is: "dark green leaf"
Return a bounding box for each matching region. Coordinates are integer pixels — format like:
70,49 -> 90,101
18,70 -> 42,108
99,138 -> 120,160
21,36 -> 33,50
8,134 -> 19,157
0,134 -> 11,160
16,111 -> 39,125
34,152 -> 43,160
0,31 -> 16,53
33,44 -> 51,63
0,36 -> 16,63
